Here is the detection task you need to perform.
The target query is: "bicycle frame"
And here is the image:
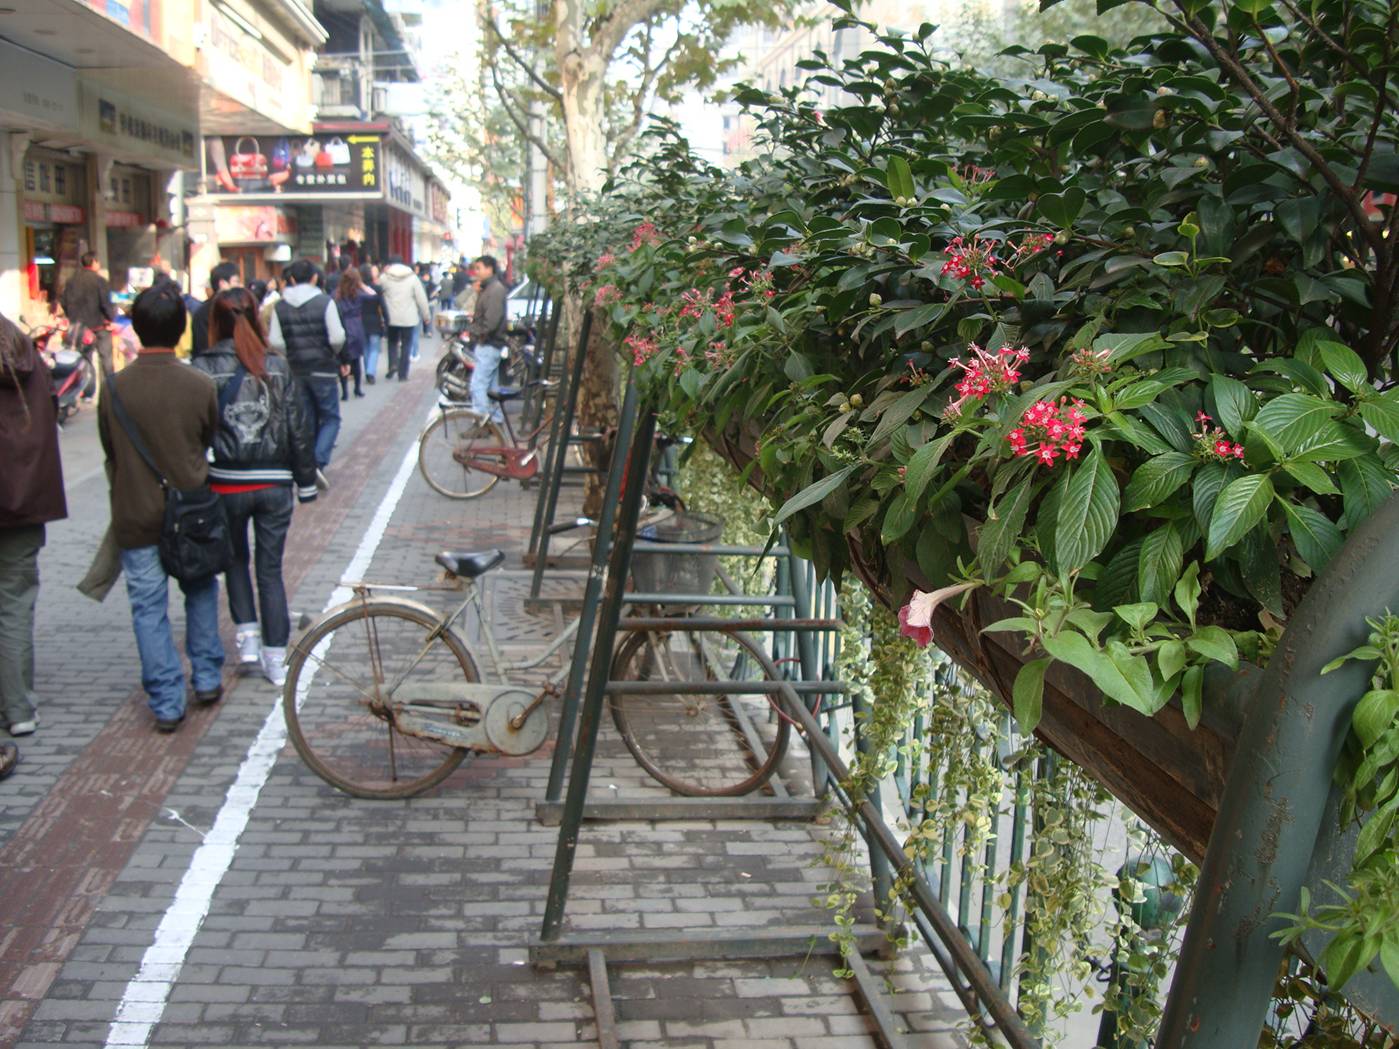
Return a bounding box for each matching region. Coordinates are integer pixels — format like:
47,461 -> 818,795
450,400 -> 552,482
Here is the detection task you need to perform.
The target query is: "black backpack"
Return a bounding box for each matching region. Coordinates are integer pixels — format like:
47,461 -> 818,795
106,376 -> 232,584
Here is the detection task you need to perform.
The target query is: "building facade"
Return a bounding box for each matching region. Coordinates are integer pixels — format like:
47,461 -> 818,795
0,0 -> 325,324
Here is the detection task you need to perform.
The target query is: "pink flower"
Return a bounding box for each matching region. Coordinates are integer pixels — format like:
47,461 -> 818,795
1233,444 -> 1246,459
729,266 -> 746,278
898,591 -> 938,648
1195,411 -> 1212,424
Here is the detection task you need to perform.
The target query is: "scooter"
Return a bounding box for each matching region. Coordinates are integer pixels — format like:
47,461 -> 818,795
35,321 -> 99,424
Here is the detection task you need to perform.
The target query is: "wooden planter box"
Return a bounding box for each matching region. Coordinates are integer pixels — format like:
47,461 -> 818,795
707,420 -> 1247,862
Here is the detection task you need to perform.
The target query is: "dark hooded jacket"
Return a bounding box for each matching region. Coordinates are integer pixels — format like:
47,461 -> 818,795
190,338 -> 318,502
0,314 -> 67,528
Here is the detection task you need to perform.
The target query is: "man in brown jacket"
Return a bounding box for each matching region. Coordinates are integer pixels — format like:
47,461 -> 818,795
98,283 -> 223,732
0,312 -> 68,775
59,251 -> 116,379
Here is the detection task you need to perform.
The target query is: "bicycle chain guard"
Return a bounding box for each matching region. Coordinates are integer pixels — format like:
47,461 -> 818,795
483,689 -> 550,756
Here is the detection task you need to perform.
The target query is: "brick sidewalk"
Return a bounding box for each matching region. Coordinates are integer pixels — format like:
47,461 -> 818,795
2,358 -> 969,1049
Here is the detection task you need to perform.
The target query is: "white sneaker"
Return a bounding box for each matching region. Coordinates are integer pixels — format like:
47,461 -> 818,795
235,624 -> 261,667
261,646 -> 287,688
8,714 -> 38,737
315,469 -> 330,493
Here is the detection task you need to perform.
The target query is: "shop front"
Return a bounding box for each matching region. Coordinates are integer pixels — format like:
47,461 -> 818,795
212,205 -> 297,284
20,151 -> 90,315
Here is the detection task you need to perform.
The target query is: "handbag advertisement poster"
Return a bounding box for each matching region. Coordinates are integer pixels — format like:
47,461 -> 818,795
204,133 -> 382,197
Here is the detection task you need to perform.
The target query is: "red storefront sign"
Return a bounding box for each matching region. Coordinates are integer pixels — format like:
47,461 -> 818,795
22,201 -> 87,224
106,210 -> 146,228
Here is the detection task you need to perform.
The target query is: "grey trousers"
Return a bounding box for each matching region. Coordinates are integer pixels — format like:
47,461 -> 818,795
0,524 -> 44,726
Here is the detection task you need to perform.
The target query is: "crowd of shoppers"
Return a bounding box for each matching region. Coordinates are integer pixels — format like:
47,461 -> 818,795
0,249 -> 511,760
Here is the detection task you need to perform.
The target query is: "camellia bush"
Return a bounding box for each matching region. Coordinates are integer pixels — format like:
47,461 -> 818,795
533,0 -> 1399,997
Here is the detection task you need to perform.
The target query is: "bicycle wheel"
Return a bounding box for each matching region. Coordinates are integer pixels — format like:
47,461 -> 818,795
284,599 -> 480,799
608,629 -> 790,796
417,409 -> 505,500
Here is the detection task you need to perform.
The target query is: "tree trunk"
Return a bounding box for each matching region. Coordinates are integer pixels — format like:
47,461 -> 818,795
575,305 -> 620,516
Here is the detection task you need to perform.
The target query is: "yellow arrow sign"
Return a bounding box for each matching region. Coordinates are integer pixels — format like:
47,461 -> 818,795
347,135 -> 380,144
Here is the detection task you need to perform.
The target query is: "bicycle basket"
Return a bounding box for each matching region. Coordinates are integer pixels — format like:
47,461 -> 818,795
630,511 -> 723,614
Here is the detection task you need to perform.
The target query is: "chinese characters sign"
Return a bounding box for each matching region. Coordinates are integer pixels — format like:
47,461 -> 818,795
204,133 -> 382,198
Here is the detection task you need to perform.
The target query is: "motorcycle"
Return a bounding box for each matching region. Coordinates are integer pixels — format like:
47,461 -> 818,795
33,320 -> 100,424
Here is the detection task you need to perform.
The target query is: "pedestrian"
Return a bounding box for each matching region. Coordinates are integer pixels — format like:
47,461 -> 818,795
418,263 -> 436,340
324,256 -> 345,298
468,255 -> 509,423
59,250 -> 116,385
333,266 -> 370,400
358,264 -> 387,385
97,283 -> 224,732
259,276 -> 282,332
379,256 -> 430,381
190,261 -> 241,356
191,288 -> 317,687
0,309 -> 67,754
266,258 -> 347,486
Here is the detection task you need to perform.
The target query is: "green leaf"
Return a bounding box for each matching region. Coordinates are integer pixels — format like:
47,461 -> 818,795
1317,341 -> 1368,394
1187,625 -> 1239,669
1037,187 -> 1085,228
1041,631 -> 1157,713
982,616 -> 1041,634
1251,394 -> 1341,456
1354,801 -> 1397,866
1054,448 -> 1120,572
1123,452 -> 1196,512
894,301 -> 947,337
1338,455 -> 1394,530
1181,665 -> 1204,729
881,492 -> 917,545
1174,561 -> 1202,627
1013,658 -> 1052,733
1321,932 -> 1373,990
1205,474 -> 1275,560
1281,461 -> 1340,496
1279,500 -> 1343,572
904,433 -> 955,505
1138,524 -> 1186,607
884,156 -> 915,200
1158,639 -> 1186,682
1358,391 -> 1399,444
772,465 -> 857,526
1152,250 -> 1190,267
978,478 -> 1035,576
1352,690 -> 1399,749
1210,375 -> 1256,438
866,385 -> 931,449
1113,602 -> 1159,633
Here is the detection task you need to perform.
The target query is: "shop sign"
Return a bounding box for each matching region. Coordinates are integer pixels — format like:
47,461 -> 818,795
214,205 -> 296,244
385,145 -> 427,217
23,201 -> 87,225
0,40 -> 78,131
205,134 -> 382,198
49,204 -> 86,225
81,84 -> 196,166
106,211 -> 146,228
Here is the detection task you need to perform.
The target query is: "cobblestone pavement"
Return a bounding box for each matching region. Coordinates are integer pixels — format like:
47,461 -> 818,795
0,337 -> 969,1049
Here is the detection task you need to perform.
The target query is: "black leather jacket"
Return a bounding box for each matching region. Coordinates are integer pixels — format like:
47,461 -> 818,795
190,339 -> 318,501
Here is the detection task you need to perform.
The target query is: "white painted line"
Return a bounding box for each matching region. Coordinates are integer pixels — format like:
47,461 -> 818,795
103,423 -> 427,1049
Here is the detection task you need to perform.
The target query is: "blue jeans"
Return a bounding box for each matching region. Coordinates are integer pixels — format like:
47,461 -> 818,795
471,343 -> 504,422
220,486 -> 293,647
120,546 -> 224,721
363,333 -> 382,379
298,376 -> 341,468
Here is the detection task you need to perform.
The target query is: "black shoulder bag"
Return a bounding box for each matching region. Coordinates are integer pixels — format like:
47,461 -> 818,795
106,375 -> 231,584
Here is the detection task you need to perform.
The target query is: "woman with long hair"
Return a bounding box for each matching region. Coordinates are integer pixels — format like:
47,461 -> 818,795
358,264 -> 387,384
333,265 -> 372,399
190,288 -> 317,686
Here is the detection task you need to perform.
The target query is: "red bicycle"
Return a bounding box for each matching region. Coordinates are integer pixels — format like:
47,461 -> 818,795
416,382 -> 558,499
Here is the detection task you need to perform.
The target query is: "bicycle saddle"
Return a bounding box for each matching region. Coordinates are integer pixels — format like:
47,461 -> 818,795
435,549 -> 506,579
487,386 -> 524,403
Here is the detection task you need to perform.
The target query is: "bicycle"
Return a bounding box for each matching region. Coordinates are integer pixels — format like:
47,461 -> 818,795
282,524 -> 793,800
416,380 -> 583,500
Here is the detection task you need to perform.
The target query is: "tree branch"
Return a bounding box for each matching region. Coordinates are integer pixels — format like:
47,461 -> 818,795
588,0 -> 673,68
484,14 -> 563,104
1163,1 -> 1386,258
490,61 -> 566,172
609,21 -> 685,168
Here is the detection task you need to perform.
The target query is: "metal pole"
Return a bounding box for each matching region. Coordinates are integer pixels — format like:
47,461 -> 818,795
542,380 -> 640,802
1158,493 -> 1399,1047
539,406 -> 657,944
787,549 -> 831,796
529,308 -> 592,588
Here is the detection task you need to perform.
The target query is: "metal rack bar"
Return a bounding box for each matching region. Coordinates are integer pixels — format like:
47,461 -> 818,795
528,308 -> 592,590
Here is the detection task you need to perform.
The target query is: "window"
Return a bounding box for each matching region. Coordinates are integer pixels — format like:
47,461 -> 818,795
54,164 -> 66,196
24,160 -> 35,192
38,163 -> 50,193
